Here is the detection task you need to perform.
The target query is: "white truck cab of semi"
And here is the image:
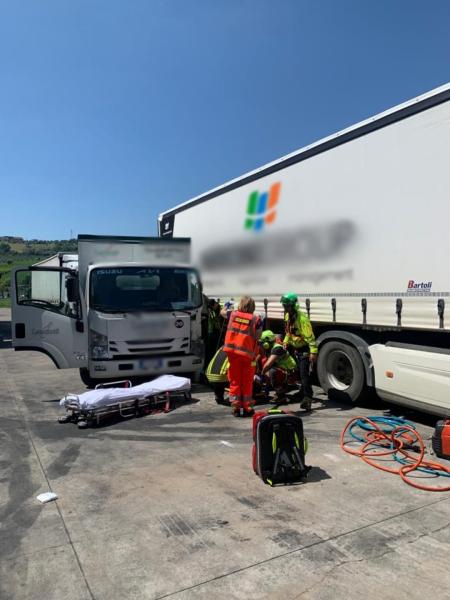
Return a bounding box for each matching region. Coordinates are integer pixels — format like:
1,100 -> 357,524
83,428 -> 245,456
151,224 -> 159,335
11,235 -> 204,386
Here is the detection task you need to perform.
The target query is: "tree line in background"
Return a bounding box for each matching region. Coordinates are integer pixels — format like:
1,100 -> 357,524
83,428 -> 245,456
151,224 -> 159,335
0,237 -> 77,256
0,237 -> 78,303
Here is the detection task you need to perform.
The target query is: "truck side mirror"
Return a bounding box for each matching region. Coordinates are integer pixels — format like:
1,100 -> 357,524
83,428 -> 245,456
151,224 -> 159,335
66,277 -> 79,303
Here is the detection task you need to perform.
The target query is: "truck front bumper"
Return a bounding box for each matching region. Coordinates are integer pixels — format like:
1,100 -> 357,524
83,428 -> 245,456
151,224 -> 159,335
89,354 -> 203,379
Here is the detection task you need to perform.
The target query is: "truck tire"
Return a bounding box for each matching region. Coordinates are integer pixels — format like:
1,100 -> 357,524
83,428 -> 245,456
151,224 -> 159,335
317,341 -> 366,404
79,368 -> 96,389
185,371 -> 201,384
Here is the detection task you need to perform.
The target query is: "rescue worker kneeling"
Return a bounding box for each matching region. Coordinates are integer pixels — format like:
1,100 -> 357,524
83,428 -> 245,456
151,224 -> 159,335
205,346 -> 229,405
259,330 -> 297,404
223,296 -> 262,417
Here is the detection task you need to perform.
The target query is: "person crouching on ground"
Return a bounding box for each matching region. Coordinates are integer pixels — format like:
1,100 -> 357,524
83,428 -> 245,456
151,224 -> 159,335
205,345 -> 230,405
259,330 -> 298,405
222,296 -> 262,417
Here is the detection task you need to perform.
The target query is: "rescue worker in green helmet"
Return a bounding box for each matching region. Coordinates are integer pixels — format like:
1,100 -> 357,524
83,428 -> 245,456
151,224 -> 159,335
280,293 -> 318,411
259,330 -> 297,404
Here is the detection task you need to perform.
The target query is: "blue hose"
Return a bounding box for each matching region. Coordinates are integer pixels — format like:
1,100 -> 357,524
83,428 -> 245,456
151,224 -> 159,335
348,416 -> 415,443
349,415 -> 450,478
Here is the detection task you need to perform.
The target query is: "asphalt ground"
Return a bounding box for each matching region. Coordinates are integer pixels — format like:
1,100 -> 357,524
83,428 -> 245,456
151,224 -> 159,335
1,308 -> 450,600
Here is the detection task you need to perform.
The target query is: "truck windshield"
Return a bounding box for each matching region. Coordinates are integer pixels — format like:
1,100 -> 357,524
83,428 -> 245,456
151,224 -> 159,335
90,267 -> 202,312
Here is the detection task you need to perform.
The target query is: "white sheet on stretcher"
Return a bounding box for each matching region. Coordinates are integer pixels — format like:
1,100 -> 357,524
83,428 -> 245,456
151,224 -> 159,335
60,375 -> 191,410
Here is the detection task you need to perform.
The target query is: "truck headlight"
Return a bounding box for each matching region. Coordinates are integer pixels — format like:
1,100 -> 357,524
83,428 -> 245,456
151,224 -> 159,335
90,329 -> 109,360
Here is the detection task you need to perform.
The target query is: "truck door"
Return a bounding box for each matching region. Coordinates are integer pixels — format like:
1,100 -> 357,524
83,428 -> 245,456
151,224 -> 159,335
11,267 -> 88,369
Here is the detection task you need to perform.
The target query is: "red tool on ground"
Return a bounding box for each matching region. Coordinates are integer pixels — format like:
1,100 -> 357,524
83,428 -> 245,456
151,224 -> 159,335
432,420 -> 450,460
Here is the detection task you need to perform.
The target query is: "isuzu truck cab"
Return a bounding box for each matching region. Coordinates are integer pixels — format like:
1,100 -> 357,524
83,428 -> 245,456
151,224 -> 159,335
11,235 -> 204,386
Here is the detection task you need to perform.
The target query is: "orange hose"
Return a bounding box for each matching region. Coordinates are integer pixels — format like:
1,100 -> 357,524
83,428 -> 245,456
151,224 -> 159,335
340,416 -> 450,492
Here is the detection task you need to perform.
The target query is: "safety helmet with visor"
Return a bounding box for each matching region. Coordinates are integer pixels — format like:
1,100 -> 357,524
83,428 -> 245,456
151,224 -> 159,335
260,329 -> 276,350
280,292 -> 298,307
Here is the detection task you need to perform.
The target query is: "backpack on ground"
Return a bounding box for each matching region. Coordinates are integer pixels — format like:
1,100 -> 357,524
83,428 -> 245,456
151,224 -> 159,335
252,409 -> 310,486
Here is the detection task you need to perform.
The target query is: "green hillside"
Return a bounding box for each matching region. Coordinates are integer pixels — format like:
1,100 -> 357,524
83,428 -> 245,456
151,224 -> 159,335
0,237 -> 77,306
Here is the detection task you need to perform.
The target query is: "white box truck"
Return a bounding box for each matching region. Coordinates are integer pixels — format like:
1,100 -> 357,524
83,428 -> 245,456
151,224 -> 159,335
159,83 -> 450,416
30,254 -> 78,304
11,235 -> 204,386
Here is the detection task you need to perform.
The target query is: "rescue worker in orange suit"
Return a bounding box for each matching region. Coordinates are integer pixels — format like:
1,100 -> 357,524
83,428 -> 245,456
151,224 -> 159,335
222,296 -> 262,417
281,292 -> 318,412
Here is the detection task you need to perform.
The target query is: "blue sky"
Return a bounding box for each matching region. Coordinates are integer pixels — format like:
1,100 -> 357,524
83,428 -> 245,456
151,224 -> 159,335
1,0 -> 449,240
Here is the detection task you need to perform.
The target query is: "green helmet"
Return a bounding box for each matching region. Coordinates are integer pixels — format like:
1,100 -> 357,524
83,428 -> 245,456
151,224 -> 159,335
280,292 -> 298,306
260,330 -> 276,350
260,330 -> 276,344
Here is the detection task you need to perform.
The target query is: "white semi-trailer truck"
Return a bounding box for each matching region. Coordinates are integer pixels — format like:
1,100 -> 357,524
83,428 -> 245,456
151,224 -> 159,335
11,235 -> 204,386
159,83 -> 450,416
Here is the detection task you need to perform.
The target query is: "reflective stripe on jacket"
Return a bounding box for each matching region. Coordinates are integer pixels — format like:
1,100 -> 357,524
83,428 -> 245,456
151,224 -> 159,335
283,306 -> 318,353
224,310 -> 259,360
272,343 -> 297,371
208,309 -> 221,334
206,347 -> 229,383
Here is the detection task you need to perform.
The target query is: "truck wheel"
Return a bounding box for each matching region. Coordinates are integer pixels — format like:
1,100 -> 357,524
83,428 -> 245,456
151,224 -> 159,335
79,368 -> 96,389
182,371 -> 201,383
317,341 -> 365,404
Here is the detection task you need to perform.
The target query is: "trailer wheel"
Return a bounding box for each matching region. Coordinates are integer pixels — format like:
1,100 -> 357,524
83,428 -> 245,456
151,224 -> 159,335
317,341 -> 365,404
79,368 -> 96,389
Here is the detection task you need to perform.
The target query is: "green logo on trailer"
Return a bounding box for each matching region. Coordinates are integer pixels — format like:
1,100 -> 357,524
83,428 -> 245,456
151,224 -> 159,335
244,182 -> 281,231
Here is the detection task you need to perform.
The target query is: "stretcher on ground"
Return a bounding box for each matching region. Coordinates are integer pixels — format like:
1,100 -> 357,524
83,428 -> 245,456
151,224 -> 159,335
59,375 -> 191,428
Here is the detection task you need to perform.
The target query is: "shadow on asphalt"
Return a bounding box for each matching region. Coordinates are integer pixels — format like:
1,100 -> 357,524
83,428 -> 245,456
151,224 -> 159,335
307,466 -> 332,483
320,391 -> 442,429
380,403 -> 441,428
321,386 -> 442,428
0,321 -> 11,349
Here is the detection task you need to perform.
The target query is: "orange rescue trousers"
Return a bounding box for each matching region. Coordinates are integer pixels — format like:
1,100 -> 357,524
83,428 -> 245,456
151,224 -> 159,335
227,354 -> 255,414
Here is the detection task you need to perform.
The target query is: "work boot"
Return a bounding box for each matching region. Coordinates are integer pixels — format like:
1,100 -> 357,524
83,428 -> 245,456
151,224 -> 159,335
300,397 -> 312,412
231,402 -> 241,417
215,394 -> 230,405
242,401 -> 255,417
270,394 -> 287,406
276,390 -> 288,405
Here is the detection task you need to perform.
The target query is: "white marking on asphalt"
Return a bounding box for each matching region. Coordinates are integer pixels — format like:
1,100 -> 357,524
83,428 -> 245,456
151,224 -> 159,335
323,453 -> 341,462
220,440 -> 234,448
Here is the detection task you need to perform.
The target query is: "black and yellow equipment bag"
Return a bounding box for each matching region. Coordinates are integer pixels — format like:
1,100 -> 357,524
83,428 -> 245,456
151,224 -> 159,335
252,409 -> 310,485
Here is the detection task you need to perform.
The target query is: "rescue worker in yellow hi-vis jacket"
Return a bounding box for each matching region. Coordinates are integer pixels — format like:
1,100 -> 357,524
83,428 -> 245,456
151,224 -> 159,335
259,330 -> 297,404
281,293 -> 318,412
205,346 -> 229,405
